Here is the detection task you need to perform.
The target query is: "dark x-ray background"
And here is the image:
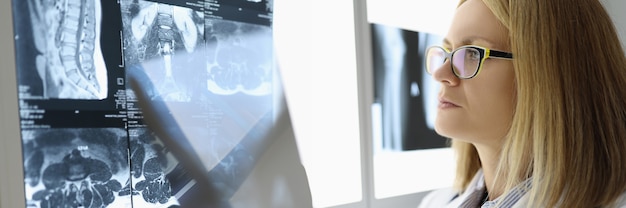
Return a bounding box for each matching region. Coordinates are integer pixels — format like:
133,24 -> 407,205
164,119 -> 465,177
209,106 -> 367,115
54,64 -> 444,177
371,23 -> 449,151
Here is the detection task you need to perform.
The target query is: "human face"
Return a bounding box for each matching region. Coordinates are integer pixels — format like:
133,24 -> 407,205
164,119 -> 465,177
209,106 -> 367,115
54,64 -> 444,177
432,0 -> 515,147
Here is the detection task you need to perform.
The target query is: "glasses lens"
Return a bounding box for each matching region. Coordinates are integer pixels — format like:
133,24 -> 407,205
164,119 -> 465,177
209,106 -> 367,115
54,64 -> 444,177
426,47 -> 445,75
452,48 -> 481,78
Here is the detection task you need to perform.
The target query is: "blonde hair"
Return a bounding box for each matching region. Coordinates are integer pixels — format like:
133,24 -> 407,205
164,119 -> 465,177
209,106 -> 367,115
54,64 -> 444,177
452,0 -> 626,207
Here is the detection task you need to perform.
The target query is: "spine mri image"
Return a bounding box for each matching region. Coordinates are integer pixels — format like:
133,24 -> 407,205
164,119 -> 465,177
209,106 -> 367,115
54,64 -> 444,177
20,0 -> 108,99
121,0 -> 206,102
121,0 -> 273,101
205,19 -> 273,96
12,0 -> 275,207
21,128 -> 181,207
21,129 -> 131,207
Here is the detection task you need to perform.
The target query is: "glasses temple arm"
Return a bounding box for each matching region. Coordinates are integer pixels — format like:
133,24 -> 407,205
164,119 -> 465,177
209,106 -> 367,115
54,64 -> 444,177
489,50 -> 514,59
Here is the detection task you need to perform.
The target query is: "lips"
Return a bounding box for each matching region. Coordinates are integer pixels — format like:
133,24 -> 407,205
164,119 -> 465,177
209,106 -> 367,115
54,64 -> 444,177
438,97 -> 460,108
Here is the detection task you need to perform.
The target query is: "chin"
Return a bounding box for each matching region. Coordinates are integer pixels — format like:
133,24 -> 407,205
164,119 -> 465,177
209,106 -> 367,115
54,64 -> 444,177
434,123 -> 474,142
433,124 -> 455,139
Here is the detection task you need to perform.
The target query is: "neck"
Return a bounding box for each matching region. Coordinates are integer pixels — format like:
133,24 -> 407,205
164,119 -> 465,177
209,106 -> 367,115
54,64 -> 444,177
474,143 -> 504,201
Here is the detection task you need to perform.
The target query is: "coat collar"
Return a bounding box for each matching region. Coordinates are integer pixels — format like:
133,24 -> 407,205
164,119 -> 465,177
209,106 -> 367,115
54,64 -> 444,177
447,170 -> 532,208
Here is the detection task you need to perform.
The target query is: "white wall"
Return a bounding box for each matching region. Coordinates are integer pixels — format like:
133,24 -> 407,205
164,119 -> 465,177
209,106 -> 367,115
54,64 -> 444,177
602,0 -> 626,52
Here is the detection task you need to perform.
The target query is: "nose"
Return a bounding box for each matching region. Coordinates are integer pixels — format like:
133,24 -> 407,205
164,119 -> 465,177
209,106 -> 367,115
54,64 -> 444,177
432,60 -> 460,86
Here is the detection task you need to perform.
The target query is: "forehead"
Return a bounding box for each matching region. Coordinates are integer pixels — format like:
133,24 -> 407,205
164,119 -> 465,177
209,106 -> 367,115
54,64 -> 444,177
445,0 -> 509,49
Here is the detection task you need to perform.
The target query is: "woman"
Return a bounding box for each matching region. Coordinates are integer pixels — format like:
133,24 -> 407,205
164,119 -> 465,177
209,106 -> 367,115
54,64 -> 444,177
418,0 -> 626,207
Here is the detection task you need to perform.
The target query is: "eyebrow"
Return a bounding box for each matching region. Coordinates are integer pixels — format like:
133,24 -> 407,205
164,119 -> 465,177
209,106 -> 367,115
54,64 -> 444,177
443,38 -> 452,48
442,36 -> 500,49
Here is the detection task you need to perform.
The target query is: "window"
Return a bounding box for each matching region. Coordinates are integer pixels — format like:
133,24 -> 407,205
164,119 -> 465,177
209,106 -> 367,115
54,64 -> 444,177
275,0 -> 458,207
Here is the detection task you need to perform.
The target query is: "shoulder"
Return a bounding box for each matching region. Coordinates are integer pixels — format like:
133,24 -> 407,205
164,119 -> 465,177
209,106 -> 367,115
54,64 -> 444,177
613,191 -> 626,207
417,187 -> 458,208
418,170 -> 484,208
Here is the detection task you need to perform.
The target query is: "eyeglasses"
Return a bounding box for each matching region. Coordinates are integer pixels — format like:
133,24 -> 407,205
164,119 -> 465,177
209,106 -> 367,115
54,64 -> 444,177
425,45 -> 513,79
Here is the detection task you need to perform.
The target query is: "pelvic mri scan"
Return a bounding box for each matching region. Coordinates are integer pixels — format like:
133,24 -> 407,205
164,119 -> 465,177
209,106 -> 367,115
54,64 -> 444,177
121,0 -> 273,101
121,0 -> 204,102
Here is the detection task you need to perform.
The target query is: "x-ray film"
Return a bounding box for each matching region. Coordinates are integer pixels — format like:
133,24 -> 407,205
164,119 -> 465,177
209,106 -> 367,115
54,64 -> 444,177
12,0 -> 276,207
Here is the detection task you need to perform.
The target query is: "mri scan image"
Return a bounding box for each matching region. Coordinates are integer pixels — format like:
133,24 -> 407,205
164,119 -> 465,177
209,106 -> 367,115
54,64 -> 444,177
21,128 -> 130,208
12,0 -> 276,207
120,0 -> 205,102
205,19 -> 273,96
124,128 -> 180,207
18,0 -> 108,99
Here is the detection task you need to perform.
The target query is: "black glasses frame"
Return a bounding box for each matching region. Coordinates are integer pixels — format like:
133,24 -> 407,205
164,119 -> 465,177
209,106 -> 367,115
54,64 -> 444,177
426,45 -> 513,79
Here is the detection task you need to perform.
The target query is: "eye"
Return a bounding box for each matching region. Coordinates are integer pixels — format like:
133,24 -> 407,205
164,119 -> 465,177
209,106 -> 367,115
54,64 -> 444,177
465,48 -> 481,61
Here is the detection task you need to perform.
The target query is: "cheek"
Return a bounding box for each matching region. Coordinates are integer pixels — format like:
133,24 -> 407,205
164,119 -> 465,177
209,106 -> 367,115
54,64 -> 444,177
465,75 -> 516,137
434,63 -> 516,141
469,88 -> 515,122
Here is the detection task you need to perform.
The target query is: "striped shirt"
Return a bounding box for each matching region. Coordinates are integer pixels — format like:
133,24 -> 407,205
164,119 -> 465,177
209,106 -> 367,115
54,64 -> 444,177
419,169 -> 626,208
458,170 -> 532,208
